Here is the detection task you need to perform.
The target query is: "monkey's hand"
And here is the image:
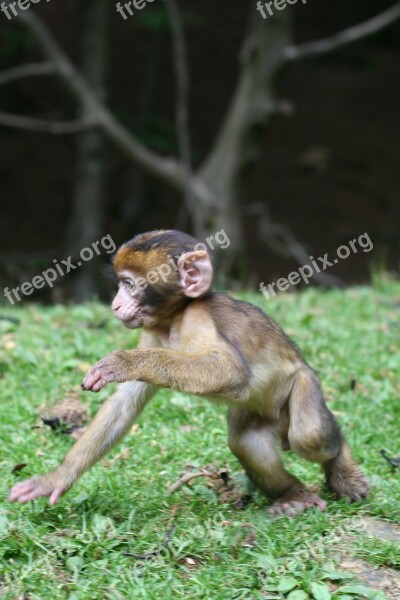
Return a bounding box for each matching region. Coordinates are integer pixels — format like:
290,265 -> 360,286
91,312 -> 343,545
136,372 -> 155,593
9,470 -> 70,505
81,350 -> 132,392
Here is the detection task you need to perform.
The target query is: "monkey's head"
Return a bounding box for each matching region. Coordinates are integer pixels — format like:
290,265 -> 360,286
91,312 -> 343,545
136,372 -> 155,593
112,230 -> 213,329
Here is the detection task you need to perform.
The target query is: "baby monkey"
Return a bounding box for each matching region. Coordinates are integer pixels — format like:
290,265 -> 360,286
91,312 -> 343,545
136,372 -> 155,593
9,230 -> 369,516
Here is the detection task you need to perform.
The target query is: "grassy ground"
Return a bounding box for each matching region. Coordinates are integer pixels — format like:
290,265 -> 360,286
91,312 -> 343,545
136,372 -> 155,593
0,278 -> 399,599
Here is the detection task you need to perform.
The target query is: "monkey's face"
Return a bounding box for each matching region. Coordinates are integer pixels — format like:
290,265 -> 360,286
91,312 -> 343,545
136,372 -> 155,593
112,231 -> 214,330
112,271 -> 156,329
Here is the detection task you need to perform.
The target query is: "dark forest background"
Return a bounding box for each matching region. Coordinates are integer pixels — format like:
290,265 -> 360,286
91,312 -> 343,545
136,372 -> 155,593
0,0 -> 399,301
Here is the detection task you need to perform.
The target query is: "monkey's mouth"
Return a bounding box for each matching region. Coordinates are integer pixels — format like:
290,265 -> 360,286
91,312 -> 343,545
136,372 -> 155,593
118,310 -> 143,327
118,306 -> 155,329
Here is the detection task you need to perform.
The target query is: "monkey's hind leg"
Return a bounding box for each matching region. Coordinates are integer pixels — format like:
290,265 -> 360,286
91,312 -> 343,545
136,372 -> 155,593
227,408 -> 326,517
288,370 -> 370,502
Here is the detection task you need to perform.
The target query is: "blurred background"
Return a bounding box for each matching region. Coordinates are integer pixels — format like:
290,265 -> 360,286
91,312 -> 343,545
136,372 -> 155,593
0,0 -> 399,302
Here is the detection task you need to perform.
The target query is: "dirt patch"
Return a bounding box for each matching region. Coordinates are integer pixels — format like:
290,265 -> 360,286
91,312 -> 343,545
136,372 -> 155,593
339,555 -> 400,600
362,517 -> 400,543
334,518 -> 400,599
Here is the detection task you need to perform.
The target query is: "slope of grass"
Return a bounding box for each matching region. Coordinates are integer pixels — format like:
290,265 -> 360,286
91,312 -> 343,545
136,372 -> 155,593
0,277 -> 399,599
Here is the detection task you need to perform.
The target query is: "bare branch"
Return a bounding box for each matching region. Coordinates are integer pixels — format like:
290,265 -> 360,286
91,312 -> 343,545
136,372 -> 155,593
0,112 -> 94,134
0,62 -> 55,86
244,203 -> 344,288
13,7 -> 188,192
285,2 -> 400,61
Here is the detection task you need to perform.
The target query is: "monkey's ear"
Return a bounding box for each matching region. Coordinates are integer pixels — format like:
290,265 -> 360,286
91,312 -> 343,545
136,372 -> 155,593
178,251 -> 213,298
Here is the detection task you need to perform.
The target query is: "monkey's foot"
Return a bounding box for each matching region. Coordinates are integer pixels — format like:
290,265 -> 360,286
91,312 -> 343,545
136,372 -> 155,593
268,488 -> 326,518
327,466 -> 370,502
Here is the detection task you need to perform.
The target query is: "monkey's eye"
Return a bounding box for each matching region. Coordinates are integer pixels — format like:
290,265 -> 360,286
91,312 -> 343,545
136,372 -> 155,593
123,280 -> 136,293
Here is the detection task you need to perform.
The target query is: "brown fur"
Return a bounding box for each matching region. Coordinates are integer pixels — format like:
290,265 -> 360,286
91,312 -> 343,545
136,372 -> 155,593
9,230 -> 369,514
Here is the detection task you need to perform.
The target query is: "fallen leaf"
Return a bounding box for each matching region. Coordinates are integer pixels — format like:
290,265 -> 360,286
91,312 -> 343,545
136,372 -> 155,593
241,531 -> 257,548
12,463 -> 27,473
118,448 -> 131,461
41,417 -> 61,431
40,393 -> 88,427
102,448 -> 131,466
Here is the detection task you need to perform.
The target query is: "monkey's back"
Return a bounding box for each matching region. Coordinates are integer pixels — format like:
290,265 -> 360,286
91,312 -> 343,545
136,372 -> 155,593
201,293 -> 302,365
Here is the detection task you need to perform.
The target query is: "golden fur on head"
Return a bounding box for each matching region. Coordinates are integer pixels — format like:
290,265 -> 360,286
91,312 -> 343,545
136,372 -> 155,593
113,229 -> 200,279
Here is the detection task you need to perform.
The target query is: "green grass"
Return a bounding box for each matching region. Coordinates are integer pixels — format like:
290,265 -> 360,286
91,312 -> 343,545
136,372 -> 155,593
0,278 -> 399,599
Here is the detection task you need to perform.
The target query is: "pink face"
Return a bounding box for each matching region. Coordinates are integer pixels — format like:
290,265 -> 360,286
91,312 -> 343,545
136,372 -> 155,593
112,271 -> 148,329
112,253 -> 213,329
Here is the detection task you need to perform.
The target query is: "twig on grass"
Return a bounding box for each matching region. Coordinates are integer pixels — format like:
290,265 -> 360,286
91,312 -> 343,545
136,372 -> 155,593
167,466 -> 230,496
125,505 -> 180,560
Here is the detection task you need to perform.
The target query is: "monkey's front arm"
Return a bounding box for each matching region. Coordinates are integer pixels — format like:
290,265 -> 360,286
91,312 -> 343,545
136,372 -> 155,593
9,381 -> 156,504
82,348 -> 249,399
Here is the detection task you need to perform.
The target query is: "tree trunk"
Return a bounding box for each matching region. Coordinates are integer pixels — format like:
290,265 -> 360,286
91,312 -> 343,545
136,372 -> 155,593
67,0 -> 111,300
195,9 -> 292,278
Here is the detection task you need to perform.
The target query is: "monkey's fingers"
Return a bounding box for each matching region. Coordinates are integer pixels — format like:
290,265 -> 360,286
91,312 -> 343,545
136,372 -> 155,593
90,378 -> 108,392
9,479 -> 47,503
50,488 -> 64,505
9,479 -> 34,501
81,368 -> 105,392
17,487 -> 64,504
9,478 -> 66,505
